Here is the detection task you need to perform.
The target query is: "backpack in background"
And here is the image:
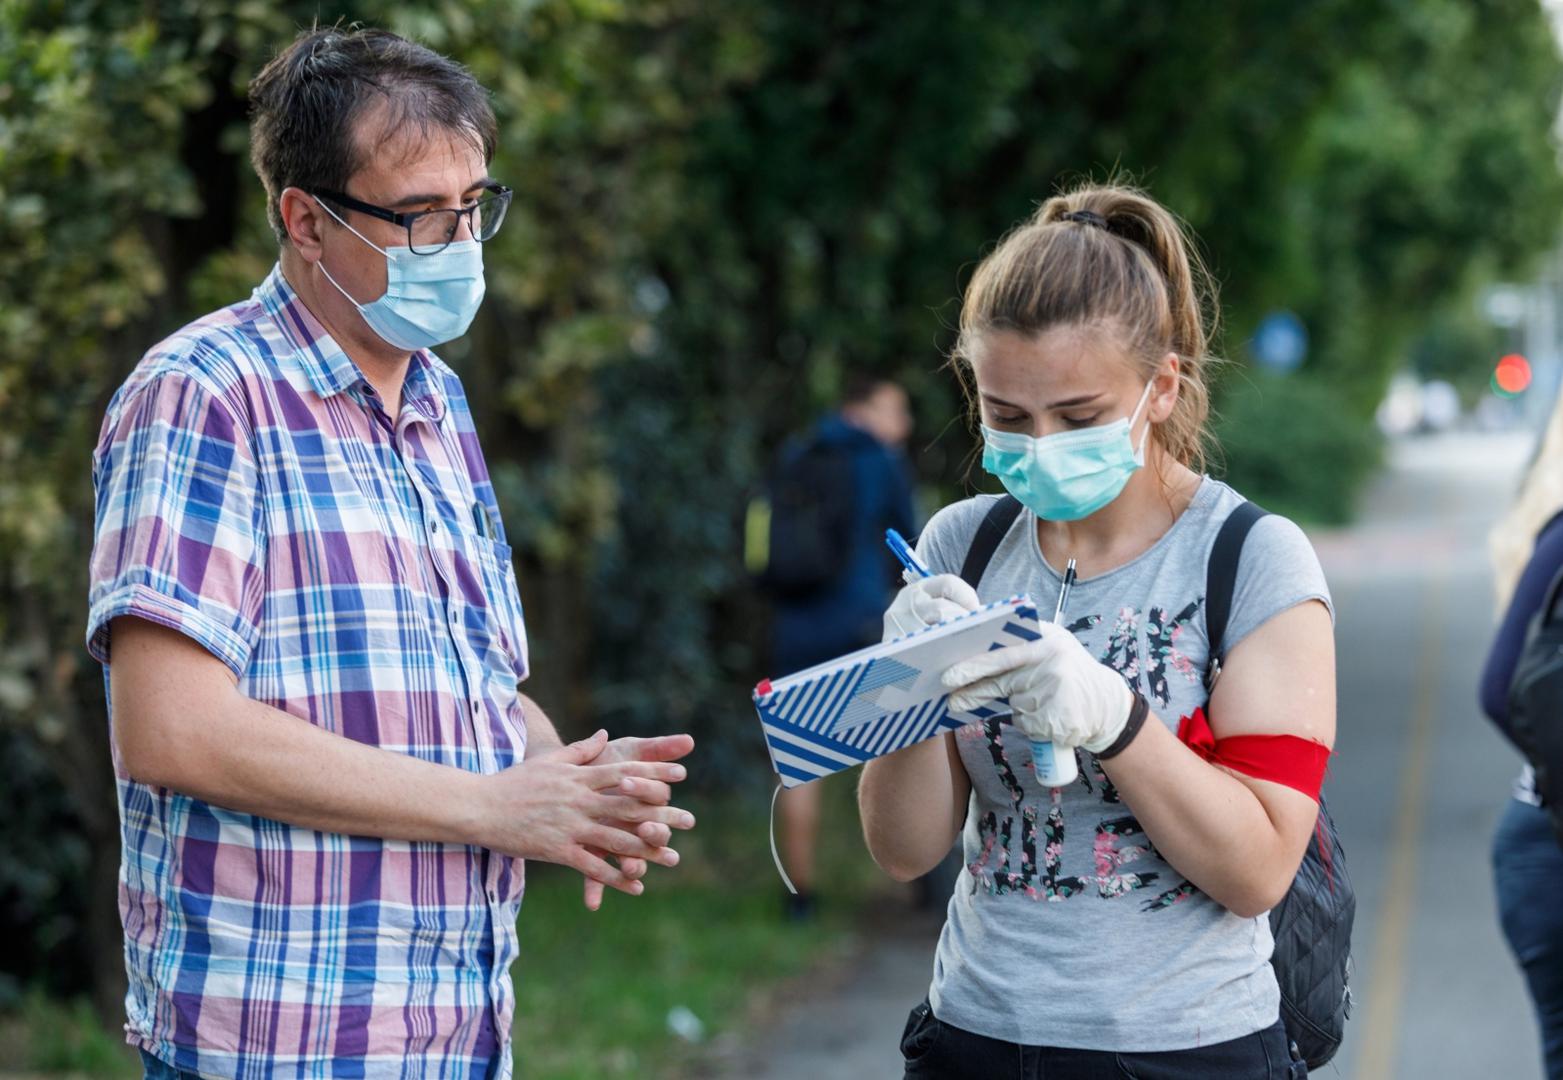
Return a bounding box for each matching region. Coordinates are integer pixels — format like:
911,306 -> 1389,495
759,437 -> 856,599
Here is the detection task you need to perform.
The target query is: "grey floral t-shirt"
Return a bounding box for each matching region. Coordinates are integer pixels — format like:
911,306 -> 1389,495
916,478 -> 1332,1052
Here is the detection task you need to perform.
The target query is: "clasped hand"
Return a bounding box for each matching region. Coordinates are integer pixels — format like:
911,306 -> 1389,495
477,730 -> 696,910
942,622 -> 1133,754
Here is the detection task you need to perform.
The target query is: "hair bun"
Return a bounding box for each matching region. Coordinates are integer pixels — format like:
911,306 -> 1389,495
1059,209 -> 1109,230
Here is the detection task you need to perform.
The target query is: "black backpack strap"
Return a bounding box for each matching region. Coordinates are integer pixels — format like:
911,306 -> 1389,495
959,495 -> 1024,589
1205,500 -> 1270,691
1544,562 -> 1563,625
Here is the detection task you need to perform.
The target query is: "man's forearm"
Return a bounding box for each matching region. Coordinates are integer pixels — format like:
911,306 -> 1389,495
112,619 -> 489,846
521,692 -> 565,755
135,688 -> 488,845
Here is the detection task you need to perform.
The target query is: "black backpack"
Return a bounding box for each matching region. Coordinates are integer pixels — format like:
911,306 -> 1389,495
760,437 -> 857,598
959,496 -> 1354,1070
1506,563 -> 1563,845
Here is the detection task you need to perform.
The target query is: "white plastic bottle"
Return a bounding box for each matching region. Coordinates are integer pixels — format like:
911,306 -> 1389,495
1030,736 -> 1079,787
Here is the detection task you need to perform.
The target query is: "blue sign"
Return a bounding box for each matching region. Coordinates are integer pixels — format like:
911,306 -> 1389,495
1252,310 -> 1308,373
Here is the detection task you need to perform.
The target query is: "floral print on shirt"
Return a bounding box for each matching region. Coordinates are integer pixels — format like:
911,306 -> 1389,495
963,599 -> 1208,910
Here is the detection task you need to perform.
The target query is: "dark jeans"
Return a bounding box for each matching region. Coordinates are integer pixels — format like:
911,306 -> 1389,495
140,1050 -> 203,1080
1494,797 -> 1563,1080
900,1000 -> 1305,1079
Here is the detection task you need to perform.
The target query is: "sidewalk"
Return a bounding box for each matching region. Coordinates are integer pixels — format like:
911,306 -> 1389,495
728,902 -> 943,1079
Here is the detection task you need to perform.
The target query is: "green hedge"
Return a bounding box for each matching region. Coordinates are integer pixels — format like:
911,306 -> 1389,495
1213,374 -> 1384,526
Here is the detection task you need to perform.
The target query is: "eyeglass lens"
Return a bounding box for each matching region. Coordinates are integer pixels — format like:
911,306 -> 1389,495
408,190 -> 511,254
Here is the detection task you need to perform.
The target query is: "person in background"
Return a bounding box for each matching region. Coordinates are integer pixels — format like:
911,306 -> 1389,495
1481,397 -> 1563,1080
88,27 -> 694,1079
764,376 -> 917,919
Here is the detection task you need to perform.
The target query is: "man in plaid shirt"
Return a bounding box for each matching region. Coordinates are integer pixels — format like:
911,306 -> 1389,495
86,27 -> 695,1079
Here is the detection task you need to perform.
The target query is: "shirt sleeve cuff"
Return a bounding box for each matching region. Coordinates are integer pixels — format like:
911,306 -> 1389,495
86,582 -> 254,678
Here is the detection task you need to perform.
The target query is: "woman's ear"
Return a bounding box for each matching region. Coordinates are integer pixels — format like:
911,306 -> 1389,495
1149,352 -> 1181,423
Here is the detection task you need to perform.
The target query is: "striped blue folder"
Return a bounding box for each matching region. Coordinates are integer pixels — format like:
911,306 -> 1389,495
753,596 -> 1040,787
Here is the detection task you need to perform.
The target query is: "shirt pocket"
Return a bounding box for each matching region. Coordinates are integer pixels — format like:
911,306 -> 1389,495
471,535 -> 527,683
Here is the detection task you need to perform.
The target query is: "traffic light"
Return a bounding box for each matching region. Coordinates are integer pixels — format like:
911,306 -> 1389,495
1493,353 -> 1533,397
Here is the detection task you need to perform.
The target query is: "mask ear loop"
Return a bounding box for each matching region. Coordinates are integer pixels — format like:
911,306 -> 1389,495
310,195 -> 390,315
1129,378 -> 1158,463
769,781 -> 799,895
313,195 -> 391,256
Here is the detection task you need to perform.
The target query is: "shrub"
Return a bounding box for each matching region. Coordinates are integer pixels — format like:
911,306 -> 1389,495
1212,373 -> 1384,526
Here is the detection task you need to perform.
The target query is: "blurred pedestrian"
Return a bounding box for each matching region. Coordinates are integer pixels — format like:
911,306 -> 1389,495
87,27 -> 693,1080
1481,397 -> 1563,1080
859,184 -> 1329,1078
763,375 -> 917,919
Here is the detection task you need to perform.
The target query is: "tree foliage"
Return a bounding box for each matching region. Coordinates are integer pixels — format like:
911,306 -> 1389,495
2,0 -> 1560,1011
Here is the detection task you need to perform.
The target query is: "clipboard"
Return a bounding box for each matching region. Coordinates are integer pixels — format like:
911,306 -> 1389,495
753,595 -> 1040,787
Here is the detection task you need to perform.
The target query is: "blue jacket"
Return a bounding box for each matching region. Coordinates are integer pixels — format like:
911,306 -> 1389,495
770,413 -> 917,675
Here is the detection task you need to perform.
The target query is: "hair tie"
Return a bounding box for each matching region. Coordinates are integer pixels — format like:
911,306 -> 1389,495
1060,209 -> 1108,230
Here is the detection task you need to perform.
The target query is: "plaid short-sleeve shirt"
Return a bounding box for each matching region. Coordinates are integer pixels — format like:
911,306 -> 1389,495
87,265 -> 530,1079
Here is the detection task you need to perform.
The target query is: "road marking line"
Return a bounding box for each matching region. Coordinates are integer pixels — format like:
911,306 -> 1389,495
1353,573 -> 1446,1079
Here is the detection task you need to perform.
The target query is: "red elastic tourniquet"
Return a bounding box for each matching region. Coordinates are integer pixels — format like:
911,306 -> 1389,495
1176,707 -> 1330,802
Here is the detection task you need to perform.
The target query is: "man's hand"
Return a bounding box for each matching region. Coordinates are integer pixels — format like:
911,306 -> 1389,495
577,733 -> 697,911
472,731 -> 694,902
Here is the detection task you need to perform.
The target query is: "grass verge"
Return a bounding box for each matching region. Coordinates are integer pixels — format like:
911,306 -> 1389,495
0,992 -> 139,1077
512,771 -> 887,1078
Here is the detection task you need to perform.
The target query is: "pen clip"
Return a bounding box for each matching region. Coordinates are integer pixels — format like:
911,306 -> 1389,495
471,499 -> 501,542
1051,558 -> 1077,624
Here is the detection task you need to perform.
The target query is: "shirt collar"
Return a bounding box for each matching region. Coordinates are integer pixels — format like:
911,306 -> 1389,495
255,264 -> 447,422
402,351 -> 448,423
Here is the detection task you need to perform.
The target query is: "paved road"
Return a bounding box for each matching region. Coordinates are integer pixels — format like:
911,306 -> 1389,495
744,430 -> 1546,1080
1324,431 -> 1538,1080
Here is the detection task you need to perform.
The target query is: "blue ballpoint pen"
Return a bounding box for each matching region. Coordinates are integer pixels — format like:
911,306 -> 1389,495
885,528 -> 932,580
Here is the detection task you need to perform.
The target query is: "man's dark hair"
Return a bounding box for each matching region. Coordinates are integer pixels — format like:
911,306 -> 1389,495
843,374 -> 898,406
248,26 -> 497,244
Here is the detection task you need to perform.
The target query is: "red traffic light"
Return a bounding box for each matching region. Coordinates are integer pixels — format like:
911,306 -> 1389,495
1495,354 -> 1533,396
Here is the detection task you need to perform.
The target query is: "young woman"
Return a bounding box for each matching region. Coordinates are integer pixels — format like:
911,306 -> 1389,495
859,184 -> 1333,1079
1481,399 -> 1563,1080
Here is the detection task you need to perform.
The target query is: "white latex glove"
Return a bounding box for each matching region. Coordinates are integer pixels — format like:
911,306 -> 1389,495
941,622 -> 1134,753
882,574 -> 982,642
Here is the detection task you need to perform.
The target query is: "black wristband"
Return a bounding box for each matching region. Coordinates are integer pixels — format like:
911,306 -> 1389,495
1097,691 -> 1150,760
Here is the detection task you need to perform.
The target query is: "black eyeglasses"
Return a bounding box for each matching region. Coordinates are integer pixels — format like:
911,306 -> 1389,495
313,184 -> 512,255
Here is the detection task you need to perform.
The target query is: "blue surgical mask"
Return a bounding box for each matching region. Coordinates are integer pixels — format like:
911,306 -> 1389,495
981,381 -> 1155,521
315,197 -> 486,351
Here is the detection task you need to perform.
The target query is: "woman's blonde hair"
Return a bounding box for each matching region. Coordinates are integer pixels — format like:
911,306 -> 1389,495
951,181 -> 1220,472
1491,396 -> 1563,611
